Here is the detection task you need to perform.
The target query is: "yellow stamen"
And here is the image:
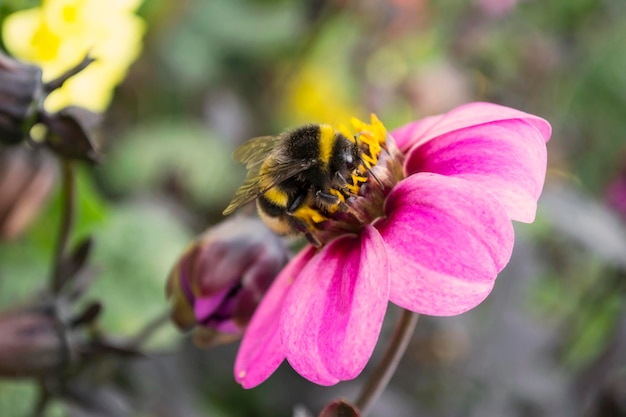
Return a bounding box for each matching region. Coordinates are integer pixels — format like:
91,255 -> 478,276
350,114 -> 387,172
329,188 -> 346,203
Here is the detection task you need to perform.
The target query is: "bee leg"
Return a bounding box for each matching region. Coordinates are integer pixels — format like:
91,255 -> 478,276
316,190 -> 340,207
286,192 -> 307,215
304,231 -> 322,247
333,172 -> 348,187
289,217 -> 322,247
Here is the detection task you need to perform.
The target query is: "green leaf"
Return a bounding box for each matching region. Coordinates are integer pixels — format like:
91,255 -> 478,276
101,120 -> 242,210
0,381 -> 63,417
0,380 -> 37,417
85,201 -> 192,349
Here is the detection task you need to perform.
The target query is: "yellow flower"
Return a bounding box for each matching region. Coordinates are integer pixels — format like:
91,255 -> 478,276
2,0 -> 145,112
280,65 -> 362,127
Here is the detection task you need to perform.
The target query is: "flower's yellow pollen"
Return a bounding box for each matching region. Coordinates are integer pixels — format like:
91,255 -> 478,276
329,188 -> 345,203
346,182 -> 360,195
350,117 -> 366,132
294,205 -> 327,228
352,174 -> 368,184
345,116 -> 387,187
368,114 -> 387,142
238,370 -> 247,379
361,152 -> 376,167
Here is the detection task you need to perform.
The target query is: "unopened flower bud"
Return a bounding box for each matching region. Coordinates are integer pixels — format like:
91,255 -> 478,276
318,400 -> 360,417
0,52 -> 42,145
0,303 -> 64,378
167,216 -> 290,346
606,164 -> 626,222
0,146 -> 56,239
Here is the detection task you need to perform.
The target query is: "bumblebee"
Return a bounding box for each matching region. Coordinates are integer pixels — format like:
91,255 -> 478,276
223,124 -> 369,244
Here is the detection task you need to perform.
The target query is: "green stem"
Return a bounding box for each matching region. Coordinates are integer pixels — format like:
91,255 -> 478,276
32,381 -> 49,417
354,309 -> 419,417
51,159 -> 75,294
44,56 -> 95,94
127,310 -> 171,349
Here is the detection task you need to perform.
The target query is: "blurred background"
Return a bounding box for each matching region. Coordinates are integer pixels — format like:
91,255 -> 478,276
1,0 -> 625,416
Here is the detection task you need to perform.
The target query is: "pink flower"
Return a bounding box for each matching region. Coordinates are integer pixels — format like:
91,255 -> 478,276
234,102 -> 551,388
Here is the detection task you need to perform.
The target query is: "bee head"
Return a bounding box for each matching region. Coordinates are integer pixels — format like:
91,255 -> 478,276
329,135 -> 362,188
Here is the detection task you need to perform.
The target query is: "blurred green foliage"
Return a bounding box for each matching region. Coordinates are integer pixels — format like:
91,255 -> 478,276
101,121 -> 241,208
0,382 -> 65,417
0,170 -> 106,305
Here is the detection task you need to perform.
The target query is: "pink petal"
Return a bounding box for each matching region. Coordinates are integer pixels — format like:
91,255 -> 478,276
391,114 -> 443,151
194,286 -> 230,320
234,246 -> 316,389
390,101 -> 551,153
404,119 -> 547,222
280,226 -> 389,384
376,173 -> 514,316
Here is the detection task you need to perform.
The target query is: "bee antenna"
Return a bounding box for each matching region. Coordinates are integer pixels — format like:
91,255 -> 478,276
358,156 -> 383,188
354,134 -> 383,188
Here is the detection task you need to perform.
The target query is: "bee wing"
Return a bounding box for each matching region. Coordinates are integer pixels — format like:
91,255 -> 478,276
222,171 -> 265,215
232,136 -> 282,169
259,157 -> 316,185
223,136 -> 280,215
222,158 -> 316,215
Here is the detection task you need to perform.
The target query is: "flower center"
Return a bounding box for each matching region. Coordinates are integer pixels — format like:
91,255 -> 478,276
302,115 -> 405,246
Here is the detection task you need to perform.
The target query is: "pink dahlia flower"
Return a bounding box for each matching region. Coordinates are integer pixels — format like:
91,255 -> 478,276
234,102 -> 551,388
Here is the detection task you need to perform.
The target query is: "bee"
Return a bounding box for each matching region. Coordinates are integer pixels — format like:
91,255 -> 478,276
223,124 -> 369,244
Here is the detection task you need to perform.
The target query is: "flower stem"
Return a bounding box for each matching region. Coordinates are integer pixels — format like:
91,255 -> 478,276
51,159 -> 75,294
32,381 -> 50,417
354,308 -> 419,417
44,55 -> 95,94
127,310 -> 171,349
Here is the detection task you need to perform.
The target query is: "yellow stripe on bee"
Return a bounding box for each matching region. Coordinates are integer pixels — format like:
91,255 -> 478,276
318,124 -> 336,168
257,206 -> 293,235
263,188 -> 289,208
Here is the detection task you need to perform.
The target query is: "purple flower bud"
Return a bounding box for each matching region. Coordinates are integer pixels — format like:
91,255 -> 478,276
318,399 -> 360,417
0,146 -> 56,239
0,52 -> 97,160
0,52 -> 42,145
606,168 -> 626,222
166,216 -> 290,346
0,303 -> 64,378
